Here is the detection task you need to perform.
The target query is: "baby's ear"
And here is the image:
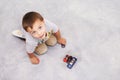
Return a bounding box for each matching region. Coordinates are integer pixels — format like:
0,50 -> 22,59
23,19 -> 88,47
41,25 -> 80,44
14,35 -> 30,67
27,27 -> 32,33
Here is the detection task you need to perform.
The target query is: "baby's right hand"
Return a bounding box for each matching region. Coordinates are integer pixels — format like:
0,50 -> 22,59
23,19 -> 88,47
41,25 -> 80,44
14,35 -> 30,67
28,53 -> 40,64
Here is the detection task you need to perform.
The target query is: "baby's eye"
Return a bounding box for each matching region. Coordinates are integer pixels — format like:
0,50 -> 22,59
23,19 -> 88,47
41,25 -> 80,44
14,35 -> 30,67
39,26 -> 42,29
32,31 -> 36,34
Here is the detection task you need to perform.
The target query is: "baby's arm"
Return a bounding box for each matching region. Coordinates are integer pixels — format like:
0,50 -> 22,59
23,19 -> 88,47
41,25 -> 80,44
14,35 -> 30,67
54,30 -> 66,46
26,40 -> 40,64
45,19 -> 66,47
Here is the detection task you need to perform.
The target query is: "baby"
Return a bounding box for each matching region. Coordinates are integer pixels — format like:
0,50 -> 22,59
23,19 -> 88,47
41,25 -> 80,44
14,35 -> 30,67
22,11 -> 66,64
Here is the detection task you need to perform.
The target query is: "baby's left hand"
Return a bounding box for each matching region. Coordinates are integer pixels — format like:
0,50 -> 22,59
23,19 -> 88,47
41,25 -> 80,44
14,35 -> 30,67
58,37 -> 66,45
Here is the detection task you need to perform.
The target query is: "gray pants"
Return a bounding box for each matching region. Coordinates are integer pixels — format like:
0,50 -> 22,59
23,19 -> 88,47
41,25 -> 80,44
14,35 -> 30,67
35,35 -> 57,55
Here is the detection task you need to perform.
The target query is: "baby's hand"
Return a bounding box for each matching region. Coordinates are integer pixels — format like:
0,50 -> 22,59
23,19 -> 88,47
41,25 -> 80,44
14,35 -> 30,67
30,56 -> 40,64
58,37 -> 66,48
28,53 -> 40,64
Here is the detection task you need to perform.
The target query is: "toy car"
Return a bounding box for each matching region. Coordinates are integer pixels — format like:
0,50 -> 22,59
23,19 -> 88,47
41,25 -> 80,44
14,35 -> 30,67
63,55 -> 77,69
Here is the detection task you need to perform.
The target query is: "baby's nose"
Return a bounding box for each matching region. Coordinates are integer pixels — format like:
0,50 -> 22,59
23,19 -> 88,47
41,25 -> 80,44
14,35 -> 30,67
37,31 -> 42,35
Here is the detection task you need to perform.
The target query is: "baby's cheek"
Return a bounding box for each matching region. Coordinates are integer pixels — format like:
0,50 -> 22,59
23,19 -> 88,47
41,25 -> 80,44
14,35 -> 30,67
32,34 -> 38,38
44,25 -> 46,30
43,27 -> 46,33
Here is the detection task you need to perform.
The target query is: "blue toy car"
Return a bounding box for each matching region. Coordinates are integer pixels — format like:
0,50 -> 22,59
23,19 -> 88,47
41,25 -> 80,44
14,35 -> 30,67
63,55 -> 77,69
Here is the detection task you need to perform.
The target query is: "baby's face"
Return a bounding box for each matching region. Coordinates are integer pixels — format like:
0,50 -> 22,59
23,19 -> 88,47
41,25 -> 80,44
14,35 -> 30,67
27,19 -> 46,39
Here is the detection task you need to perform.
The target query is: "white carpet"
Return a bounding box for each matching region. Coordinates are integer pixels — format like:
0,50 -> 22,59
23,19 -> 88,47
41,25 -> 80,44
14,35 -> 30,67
0,0 -> 120,80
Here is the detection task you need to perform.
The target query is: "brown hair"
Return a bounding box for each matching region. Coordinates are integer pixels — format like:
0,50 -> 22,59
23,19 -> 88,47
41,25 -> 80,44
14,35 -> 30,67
22,11 -> 44,31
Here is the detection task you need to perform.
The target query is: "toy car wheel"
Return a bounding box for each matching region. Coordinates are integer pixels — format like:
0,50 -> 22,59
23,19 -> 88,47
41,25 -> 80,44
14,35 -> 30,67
66,55 -> 69,57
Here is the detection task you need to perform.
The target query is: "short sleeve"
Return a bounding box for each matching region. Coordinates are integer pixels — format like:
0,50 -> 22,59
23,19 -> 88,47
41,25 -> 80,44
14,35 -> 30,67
45,19 -> 59,33
26,41 -> 38,53
25,32 -> 38,53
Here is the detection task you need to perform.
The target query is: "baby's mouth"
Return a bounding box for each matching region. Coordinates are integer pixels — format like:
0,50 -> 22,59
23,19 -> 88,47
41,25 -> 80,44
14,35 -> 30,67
39,33 -> 45,39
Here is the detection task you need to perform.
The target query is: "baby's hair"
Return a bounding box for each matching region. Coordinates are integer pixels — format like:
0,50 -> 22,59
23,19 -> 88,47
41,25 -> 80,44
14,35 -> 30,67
22,11 -> 44,31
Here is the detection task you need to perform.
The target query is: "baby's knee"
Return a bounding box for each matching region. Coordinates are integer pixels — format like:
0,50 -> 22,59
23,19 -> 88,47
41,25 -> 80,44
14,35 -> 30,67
45,35 -> 57,46
35,43 -> 48,55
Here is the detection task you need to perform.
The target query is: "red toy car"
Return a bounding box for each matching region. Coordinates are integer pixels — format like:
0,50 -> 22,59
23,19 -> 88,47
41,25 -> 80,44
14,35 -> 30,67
63,55 -> 77,69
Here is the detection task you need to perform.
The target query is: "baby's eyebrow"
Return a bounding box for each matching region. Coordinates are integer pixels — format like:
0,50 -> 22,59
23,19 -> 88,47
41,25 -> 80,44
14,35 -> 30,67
39,25 -> 42,27
39,24 -> 43,26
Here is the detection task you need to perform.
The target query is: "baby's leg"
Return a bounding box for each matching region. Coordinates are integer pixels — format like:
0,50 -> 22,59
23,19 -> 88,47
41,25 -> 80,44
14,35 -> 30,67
35,43 -> 48,55
45,35 -> 57,46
